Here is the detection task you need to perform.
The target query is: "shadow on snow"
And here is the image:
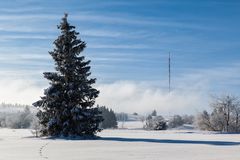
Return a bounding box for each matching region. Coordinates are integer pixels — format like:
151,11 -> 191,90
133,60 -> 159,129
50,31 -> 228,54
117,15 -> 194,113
98,137 -> 240,146
23,136 -> 240,146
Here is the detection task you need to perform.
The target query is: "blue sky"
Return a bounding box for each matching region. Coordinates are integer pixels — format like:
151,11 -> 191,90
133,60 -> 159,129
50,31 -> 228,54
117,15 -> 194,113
0,0 -> 240,113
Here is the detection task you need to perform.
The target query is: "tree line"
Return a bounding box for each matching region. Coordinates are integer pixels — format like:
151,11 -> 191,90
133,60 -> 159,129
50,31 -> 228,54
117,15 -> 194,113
1,95 -> 240,133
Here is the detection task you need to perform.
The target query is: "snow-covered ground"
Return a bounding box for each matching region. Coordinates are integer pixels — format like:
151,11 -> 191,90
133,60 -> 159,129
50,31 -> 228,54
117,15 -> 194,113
117,120 -> 144,129
0,128 -> 240,160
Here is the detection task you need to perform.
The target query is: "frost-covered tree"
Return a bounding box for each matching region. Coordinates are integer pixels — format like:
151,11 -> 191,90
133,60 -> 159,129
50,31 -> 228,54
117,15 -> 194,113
0,106 -> 34,129
168,115 -> 184,128
197,95 -> 240,132
30,116 -> 41,137
182,115 -> 194,124
33,14 -> 102,137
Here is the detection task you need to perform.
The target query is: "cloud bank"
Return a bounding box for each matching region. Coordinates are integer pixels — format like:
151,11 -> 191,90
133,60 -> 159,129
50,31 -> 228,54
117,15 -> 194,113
96,81 -> 207,115
1,62 -> 239,115
0,79 -> 44,105
0,78 -> 208,115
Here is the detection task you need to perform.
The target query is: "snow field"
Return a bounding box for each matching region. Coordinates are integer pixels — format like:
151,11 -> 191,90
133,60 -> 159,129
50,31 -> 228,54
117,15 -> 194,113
0,128 -> 240,160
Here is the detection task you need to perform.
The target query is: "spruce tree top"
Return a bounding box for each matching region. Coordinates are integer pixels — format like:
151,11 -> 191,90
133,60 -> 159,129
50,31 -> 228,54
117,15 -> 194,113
33,14 -> 102,136
45,13 -> 99,107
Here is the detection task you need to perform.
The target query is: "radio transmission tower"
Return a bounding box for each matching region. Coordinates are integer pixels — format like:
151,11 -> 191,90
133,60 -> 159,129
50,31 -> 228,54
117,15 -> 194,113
168,52 -> 171,93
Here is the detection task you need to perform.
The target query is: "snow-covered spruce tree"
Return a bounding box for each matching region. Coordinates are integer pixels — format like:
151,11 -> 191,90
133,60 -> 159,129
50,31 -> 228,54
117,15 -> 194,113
33,13 -> 102,137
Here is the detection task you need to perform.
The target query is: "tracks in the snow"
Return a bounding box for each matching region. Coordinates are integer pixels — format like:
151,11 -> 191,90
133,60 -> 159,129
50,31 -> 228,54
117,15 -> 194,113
39,142 -> 49,159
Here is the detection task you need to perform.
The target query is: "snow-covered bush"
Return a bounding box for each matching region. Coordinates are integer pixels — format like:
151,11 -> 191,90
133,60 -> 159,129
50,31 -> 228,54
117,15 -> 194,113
144,115 -> 167,130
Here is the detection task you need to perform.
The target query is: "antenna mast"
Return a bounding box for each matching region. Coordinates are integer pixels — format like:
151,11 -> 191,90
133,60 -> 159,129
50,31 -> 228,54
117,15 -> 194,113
168,52 -> 171,93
